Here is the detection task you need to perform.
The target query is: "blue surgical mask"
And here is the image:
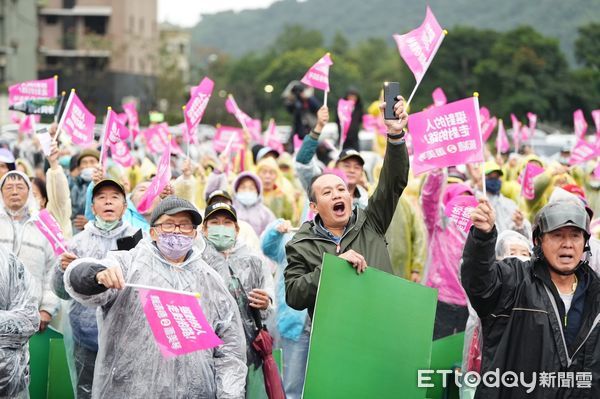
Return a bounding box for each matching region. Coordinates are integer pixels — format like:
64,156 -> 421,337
206,225 -> 236,251
236,191 -> 258,206
486,178 -> 502,195
94,216 -> 120,231
156,233 -> 194,260
80,167 -> 94,182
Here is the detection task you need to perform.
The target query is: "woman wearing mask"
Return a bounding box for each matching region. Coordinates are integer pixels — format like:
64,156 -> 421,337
69,148 -> 100,233
201,202 -> 275,398
232,171 -> 275,236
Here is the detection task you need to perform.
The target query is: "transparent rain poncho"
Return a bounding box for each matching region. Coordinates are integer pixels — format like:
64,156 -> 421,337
0,247 -> 40,399
63,238 -> 248,399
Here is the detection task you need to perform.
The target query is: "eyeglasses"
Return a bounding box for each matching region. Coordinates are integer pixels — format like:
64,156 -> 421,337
153,223 -> 197,233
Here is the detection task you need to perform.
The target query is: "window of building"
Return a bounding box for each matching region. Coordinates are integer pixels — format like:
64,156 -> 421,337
84,16 -> 107,35
46,15 -> 58,25
47,56 -> 60,68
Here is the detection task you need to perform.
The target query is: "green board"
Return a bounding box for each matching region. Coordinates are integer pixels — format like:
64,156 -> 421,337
48,338 -> 75,399
29,328 -> 75,399
303,253 -> 438,398
426,333 -> 465,399
246,348 -> 283,399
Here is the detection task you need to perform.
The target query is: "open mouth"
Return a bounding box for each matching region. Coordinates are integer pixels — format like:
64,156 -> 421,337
558,254 -> 574,262
333,201 -> 345,216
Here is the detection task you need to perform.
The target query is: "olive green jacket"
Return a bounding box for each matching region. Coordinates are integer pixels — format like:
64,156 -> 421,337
284,141 -> 409,316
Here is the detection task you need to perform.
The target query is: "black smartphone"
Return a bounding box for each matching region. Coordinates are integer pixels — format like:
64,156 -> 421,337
384,82 -> 401,120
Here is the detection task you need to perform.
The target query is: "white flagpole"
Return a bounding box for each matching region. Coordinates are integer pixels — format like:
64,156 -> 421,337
99,107 -> 111,167
473,92 -> 487,199
55,89 -> 75,144
125,283 -> 200,298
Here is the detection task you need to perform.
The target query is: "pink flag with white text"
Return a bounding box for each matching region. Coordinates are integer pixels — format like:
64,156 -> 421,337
263,119 -> 285,154
122,102 -> 140,139
9,77 -> 57,106
337,98 -> 355,146
568,139 -> 597,165
480,107 -> 497,142
103,109 -> 131,147
496,119 -> 510,153
300,53 -> 333,92
137,140 -> 171,214
519,162 -> 545,200
110,140 -> 134,167
143,126 -> 168,155
407,96 -> 484,175
33,209 -> 67,256
393,6 -> 445,83
362,114 -> 387,136
432,87 -> 447,107
574,109 -> 588,139
58,91 -> 96,146
184,77 -> 214,141
136,287 -> 223,358
444,195 -> 479,233
225,95 -> 262,142
213,125 -> 245,153
18,115 -> 40,134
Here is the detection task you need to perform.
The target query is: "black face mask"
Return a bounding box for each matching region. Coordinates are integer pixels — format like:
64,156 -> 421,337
486,178 -> 502,195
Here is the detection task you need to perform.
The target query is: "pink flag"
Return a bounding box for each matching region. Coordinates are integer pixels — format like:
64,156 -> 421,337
294,135 -> 303,152
594,163 -> 600,180
592,109 -> 600,134
300,53 -> 334,92
122,102 -> 140,139
137,140 -> 171,214
263,119 -> 285,154
519,162 -> 545,200
224,95 -> 262,142
393,6 -> 445,84
184,77 -> 214,141
568,139 -> 598,165
101,109 -> 131,163
143,126 -> 168,155
57,90 -> 96,146
407,96 -> 485,176
479,107 -> 490,121
170,136 -> 184,156
136,287 -> 223,358
574,109 -> 588,139
432,87 -> 447,107
110,141 -> 135,167
33,209 -> 67,256
444,195 -> 479,233
337,98 -> 355,146
8,76 -> 57,106
496,119 -> 510,153
510,113 -> 521,150
213,125 -> 245,153
480,108 -> 497,142
362,114 -> 387,136
527,112 -> 537,134
19,115 -> 40,134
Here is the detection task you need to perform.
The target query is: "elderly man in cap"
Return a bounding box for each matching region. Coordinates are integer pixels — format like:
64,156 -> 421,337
70,148 -> 100,233
285,96 -> 409,316
201,201 -> 274,396
295,106 -> 369,209
63,196 -> 247,398
0,170 -> 60,331
52,179 -> 139,399
463,199 -> 600,398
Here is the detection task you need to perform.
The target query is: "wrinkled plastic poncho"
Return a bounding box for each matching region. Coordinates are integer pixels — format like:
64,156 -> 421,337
201,237 -> 274,367
51,221 -> 139,396
64,238 -> 248,399
0,247 -> 40,399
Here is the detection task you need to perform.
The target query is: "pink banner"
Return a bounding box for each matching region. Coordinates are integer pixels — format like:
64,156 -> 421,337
568,139 -> 598,165
519,162 -> 545,200
527,112 -> 537,134
574,109 -> 588,139
480,108 -> 497,142
18,115 -> 40,134
432,87 -> 447,107
33,209 -> 67,256
58,91 -> 96,146
143,126 -> 167,154
137,140 -> 171,213
184,77 -> 214,141
263,119 -> 285,154
362,114 -> 387,136
102,109 -> 131,162
444,195 -> 479,233
496,119 -> 510,153
300,53 -> 333,92
224,95 -> 261,142
337,98 -> 355,146
213,125 -> 245,153
8,77 -> 57,106
407,96 -> 484,175
137,288 -> 223,358
122,102 -> 140,139
110,141 -> 134,167
393,6 -> 444,83
294,135 -> 303,152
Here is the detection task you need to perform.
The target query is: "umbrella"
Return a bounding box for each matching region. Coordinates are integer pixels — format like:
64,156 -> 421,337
251,309 -> 285,399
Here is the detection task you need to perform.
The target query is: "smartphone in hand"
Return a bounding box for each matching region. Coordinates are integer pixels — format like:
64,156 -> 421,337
383,82 -> 401,120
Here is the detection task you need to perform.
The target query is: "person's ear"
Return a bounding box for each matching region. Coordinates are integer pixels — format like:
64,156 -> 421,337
309,201 -> 318,215
91,200 -> 97,216
149,227 -> 158,241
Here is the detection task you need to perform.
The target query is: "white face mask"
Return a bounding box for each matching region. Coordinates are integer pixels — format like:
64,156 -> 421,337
80,167 -> 94,182
236,191 -> 258,206
515,256 -> 531,262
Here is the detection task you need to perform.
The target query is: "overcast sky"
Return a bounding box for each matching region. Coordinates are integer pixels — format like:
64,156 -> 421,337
158,0 -> 281,27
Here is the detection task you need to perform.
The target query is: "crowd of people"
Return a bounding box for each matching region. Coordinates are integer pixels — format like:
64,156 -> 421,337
1,86 -> 599,399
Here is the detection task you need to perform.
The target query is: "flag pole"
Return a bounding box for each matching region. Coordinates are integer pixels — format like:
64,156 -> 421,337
125,283 -> 201,298
406,30 -> 447,108
323,90 -> 328,107
182,105 -> 190,159
99,107 -> 111,168
55,89 -> 75,144
473,92 -> 487,198
54,91 -> 66,123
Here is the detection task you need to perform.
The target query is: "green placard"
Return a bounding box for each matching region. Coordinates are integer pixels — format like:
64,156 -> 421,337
29,327 -> 63,399
47,338 -> 75,399
303,253 -> 438,398
426,333 -> 465,399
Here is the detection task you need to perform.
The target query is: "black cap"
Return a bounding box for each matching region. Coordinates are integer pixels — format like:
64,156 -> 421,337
150,196 -> 202,226
204,202 -> 237,223
336,149 -> 365,166
92,179 -> 126,198
206,189 -> 233,205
